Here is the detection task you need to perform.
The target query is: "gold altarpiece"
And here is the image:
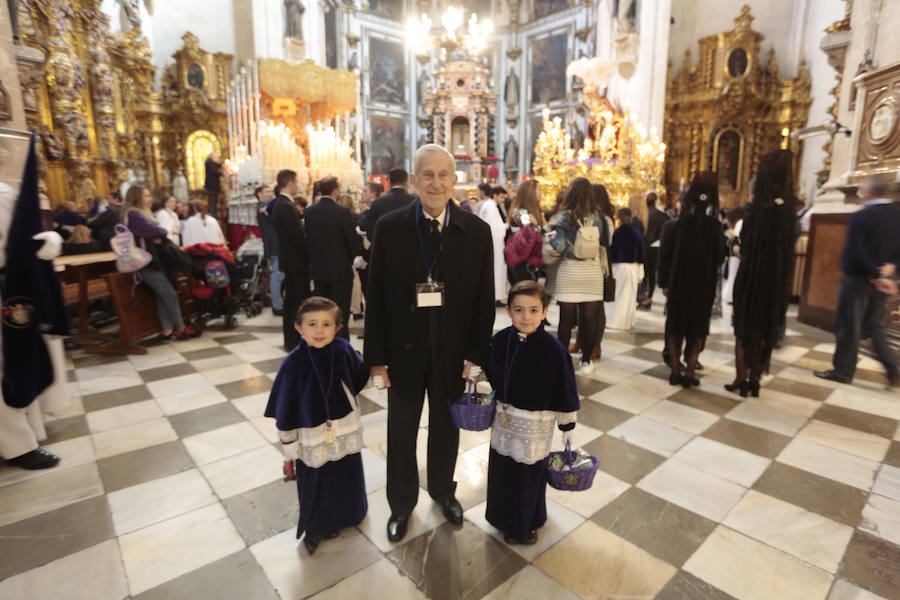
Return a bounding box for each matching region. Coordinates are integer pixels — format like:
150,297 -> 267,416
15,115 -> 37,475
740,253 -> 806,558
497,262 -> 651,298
663,6 -> 812,208
12,1 -> 232,206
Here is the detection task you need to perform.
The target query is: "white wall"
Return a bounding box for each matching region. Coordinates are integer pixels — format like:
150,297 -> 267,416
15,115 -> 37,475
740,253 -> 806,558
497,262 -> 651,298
670,0 -> 796,75
101,0 -> 238,76
796,0 -> 845,202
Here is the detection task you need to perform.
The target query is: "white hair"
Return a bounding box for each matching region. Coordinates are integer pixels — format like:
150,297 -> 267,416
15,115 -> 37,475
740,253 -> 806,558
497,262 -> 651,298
412,144 -> 456,174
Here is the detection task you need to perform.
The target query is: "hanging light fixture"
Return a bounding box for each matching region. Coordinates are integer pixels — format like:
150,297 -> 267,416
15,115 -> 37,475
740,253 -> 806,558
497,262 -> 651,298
405,5 -> 493,58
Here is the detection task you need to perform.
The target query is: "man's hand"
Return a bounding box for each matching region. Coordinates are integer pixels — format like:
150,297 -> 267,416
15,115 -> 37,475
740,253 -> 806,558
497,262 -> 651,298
371,365 -> 391,389
462,361 -> 481,381
879,263 -> 896,278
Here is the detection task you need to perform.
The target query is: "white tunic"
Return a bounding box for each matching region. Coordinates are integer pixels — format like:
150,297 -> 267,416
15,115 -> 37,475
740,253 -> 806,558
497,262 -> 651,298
154,208 -> 182,246
490,403 -> 577,465
477,200 -> 508,302
181,214 -> 226,247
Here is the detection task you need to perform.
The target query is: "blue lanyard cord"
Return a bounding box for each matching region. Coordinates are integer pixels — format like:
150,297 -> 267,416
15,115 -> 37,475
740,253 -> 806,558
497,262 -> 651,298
305,344 -> 335,422
415,200 -> 446,281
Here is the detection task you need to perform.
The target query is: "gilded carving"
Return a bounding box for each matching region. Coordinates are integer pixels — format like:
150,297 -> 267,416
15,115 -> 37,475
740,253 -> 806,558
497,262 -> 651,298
664,5 -> 811,208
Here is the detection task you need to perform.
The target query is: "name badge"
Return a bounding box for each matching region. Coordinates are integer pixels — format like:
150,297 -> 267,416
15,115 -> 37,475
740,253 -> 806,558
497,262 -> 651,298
415,281 -> 445,308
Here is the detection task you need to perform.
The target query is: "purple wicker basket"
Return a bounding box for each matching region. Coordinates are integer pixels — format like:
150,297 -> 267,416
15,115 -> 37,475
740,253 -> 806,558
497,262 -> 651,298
546,443 -> 600,491
449,381 -> 495,432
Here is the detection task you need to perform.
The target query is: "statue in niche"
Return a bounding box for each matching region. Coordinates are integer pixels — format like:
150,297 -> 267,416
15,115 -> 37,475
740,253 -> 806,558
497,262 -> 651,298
416,69 -> 431,119
348,51 -> 359,72
504,70 -> 519,109
504,136 -> 518,172
284,0 -> 305,39
117,0 -> 141,31
172,170 -> 189,203
613,0 -> 639,79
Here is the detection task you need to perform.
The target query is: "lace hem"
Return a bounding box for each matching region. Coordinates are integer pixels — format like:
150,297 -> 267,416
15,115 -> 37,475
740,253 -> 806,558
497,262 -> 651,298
278,408 -> 364,468
490,404 -> 573,465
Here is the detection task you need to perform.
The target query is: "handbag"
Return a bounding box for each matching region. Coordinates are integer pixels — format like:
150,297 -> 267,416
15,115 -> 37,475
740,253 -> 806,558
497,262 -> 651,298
110,224 -> 152,273
602,246 -> 616,302
573,218 -> 601,260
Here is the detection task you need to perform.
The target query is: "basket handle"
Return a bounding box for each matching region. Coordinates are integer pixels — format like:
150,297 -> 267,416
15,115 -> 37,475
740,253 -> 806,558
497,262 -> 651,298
563,439 -> 576,465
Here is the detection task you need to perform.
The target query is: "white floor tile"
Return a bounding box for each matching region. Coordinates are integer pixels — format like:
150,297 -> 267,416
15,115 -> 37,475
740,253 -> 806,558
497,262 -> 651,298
673,437 -> 770,487
200,444 -> 284,498
608,416 -> 693,457
0,463 -> 104,528
777,439 -> 880,491
119,503 -> 245,595
182,421 -> 269,466
641,400 -> 720,435
155,387 -> 228,416
108,469 -> 217,535
0,539 -> 128,600
86,399 -> 163,434
91,417 -> 178,460
589,385 -> 661,414
637,460 -> 746,522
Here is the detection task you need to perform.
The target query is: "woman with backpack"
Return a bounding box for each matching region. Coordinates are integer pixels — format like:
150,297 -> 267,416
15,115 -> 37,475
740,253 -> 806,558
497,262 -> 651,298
505,180 -> 545,283
551,177 -> 610,375
122,186 -> 201,341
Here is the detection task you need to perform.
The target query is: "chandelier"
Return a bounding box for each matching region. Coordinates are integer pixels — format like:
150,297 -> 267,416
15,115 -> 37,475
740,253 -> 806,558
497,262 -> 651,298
405,6 -> 494,57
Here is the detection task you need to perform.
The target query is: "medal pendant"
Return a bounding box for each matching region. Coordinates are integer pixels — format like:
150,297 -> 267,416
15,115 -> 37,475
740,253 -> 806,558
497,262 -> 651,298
323,423 -> 337,444
499,411 -> 510,426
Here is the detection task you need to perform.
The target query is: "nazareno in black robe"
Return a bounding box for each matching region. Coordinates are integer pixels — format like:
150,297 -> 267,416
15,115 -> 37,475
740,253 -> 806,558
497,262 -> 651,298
485,325 -> 580,541
265,337 -> 370,538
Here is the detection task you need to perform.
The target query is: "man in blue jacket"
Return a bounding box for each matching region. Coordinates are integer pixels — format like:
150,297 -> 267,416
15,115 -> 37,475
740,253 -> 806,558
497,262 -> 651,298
816,176 -> 900,388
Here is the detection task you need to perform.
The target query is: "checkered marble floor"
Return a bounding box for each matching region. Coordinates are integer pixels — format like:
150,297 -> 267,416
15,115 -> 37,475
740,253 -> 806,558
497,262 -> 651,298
1,299 -> 899,600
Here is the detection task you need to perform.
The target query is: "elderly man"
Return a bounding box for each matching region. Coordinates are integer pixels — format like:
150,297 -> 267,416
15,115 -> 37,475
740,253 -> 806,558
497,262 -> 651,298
365,144 -> 494,542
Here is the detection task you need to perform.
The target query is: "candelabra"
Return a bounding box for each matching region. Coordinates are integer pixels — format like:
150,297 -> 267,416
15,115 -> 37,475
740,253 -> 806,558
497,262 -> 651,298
405,6 -> 494,58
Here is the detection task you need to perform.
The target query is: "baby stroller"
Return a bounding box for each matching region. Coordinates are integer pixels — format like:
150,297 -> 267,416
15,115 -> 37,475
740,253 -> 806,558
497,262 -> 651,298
235,236 -> 266,318
184,243 -> 240,329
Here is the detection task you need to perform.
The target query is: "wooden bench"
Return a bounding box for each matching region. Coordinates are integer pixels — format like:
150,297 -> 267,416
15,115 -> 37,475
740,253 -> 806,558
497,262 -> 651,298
79,272 -> 194,355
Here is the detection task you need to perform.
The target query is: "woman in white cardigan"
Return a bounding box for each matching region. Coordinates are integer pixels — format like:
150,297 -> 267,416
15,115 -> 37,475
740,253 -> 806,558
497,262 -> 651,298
153,195 -> 182,246
181,199 -> 226,247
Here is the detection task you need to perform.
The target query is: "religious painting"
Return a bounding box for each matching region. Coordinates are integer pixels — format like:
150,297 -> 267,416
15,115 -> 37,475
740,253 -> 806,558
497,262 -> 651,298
530,33 -> 568,105
727,48 -> 748,78
533,0 -> 569,20
370,115 -> 406,175
368,0 -> 404,22
369,38 -> 406,107
186,64 -> 205,89
714,129 -> 741,190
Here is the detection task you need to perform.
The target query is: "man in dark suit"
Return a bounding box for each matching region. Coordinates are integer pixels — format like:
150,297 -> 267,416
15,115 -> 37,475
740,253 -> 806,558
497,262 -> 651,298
640,191 -> 670,310
365,145 -> 495,542
204,152 -> 223,217
365,168 -> 416,244
270,169 -> 311,349
303,176 -> 359,339
816,176 -> 900,388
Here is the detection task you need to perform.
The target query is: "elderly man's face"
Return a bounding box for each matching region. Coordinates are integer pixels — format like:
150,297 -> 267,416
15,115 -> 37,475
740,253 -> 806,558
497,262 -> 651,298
411,151 -> 457,216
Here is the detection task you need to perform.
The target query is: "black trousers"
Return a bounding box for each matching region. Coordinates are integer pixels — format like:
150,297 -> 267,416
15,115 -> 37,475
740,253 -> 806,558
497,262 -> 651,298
645,247 -> 660,298
833,274 -> 897,381
386,355 -> 459,516
282,272 -> 310,349
313,279 -> 353,339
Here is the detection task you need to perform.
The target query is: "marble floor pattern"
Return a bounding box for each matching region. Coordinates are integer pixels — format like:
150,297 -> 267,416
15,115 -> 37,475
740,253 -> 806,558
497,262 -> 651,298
1,300 -> 899,600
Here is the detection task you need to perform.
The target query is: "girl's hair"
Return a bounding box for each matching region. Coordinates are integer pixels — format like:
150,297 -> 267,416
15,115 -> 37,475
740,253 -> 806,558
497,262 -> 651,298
563,177 -> 597,229
295,295 -> 344,326
510,180 -> 545,226
194,199 -> 209,225
121,186 -> 150,222
592,183 -> 614,218
69,224 -> 92,244
507,280 -> 550,308
627,193 -> 647,228
150,199 -> 164,213
338,193 -> 356,215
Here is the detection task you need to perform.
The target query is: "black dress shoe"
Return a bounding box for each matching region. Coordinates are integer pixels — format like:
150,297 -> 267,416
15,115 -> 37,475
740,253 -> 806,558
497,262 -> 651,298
814,370 -> 851,384
695,361 -> 704,371
6,447 -> 60,470
303,531 -> 323,555
272,308 -> 284,317
504,530 -> 538,545
439,497 -> 463,524
387,514 -> 410,542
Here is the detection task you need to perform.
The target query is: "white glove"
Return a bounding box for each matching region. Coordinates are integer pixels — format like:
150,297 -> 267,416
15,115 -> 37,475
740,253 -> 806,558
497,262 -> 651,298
467,364 -> 482,380
33,231 -> 63,260
561,429 -> 574,447
353,255 -> 368,270
373,375 -> 386,390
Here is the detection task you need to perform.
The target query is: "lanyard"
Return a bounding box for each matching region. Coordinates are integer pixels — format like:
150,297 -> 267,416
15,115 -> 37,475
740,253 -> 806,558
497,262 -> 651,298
415,200 -> 447,283
305,343 -> 335,423
503,331 -> 525,402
